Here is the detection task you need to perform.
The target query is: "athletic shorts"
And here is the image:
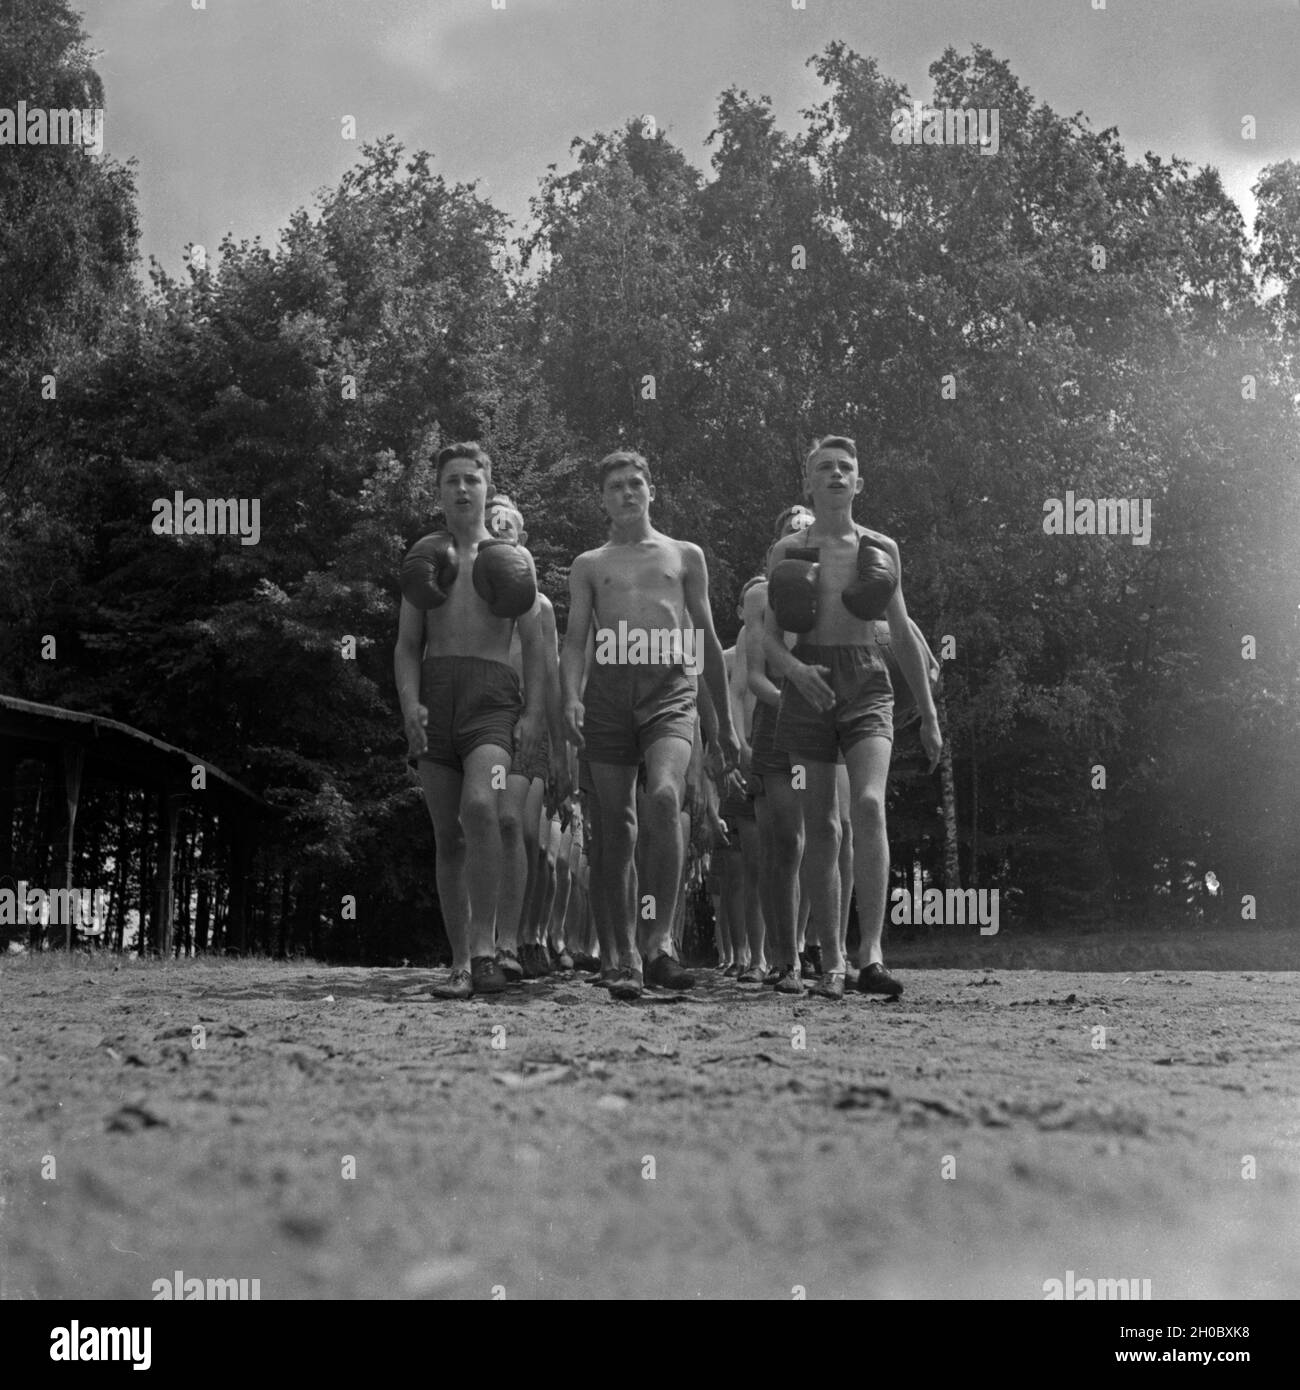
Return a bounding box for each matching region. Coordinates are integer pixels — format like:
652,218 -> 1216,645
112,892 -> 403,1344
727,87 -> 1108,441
510,730 -> 550,784
581,662 -> 697,766
412,656 -> 522,773
748,695 -> 787,782
774,644 -> 894,762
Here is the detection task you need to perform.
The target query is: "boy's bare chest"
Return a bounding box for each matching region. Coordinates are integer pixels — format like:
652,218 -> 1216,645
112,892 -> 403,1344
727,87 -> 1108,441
595,551 -> 684,597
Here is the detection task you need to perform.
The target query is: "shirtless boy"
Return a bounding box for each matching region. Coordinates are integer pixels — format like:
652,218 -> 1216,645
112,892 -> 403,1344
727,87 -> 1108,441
763,437 -> 942,999
561,450 -> 740,1001
394,444 -> 548,999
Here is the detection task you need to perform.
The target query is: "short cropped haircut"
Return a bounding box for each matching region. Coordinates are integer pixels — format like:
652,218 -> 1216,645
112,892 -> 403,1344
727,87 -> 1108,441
597,450 -> 653,489
486,495 -> 525,535
436,442 -> 493,487
804,435 -> 857,473
772,504 -> 814,540
740,574 -> 766,602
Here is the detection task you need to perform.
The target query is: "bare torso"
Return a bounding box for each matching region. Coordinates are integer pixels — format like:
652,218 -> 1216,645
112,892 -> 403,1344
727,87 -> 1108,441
419,535 -> 516,664
584,532 -> 691,636
778,524 -> 891,646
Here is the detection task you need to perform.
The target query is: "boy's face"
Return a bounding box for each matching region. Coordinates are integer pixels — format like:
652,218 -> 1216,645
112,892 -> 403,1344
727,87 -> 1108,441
439,462 -> 490,522
601,465 -> 653,522
804,449 -> 862,507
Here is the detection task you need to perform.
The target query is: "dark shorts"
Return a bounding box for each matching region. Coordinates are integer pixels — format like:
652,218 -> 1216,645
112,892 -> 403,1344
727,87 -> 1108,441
582,662 -> 697,766
412,656 -> 522,773
774,644 -> 894,762
748,695 -> 787,786
510,731 -> 550,784
719,782 -> 755,832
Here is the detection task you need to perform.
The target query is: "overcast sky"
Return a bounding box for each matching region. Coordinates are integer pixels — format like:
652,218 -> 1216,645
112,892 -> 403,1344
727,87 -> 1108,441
78,0 -> 1300,278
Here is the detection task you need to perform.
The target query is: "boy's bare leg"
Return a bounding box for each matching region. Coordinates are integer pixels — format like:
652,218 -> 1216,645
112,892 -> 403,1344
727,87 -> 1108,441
588,762 -> 641,969
764,773 -> 805,972
638,735 -> 693,963
419,764 -> 470,968
835,762 -> 854,967
792,761 -> 843,974
721,846 -> 748,970
844,737 -> 893,970
460,744 -> 514,960
496,773 -> 533,961
737,815 -> 767,972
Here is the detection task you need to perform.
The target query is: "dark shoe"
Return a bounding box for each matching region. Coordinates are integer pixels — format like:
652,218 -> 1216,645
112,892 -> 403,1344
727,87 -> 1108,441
645,953 -> 695,990
608,967 -> 644,1001
810,971 -> 845,1000
721,962 -> 738,977
773,966 -> 805,996
592,967 -> 620,989
764,967 -> 782,986
495,948 -> 523,982
519,943 -> 549,979
571,952 -> 601,973
799,945 -> 823,978
737,964 -> 766,984
534,943 -> 554,976
433,967 -> 473,1000
857,963 -> 903,997
471,956 -> 509,994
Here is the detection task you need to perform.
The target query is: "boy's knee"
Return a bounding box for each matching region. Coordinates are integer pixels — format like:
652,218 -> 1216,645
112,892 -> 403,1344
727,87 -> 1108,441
851,790 -> 886,829
645,781 -> 681,820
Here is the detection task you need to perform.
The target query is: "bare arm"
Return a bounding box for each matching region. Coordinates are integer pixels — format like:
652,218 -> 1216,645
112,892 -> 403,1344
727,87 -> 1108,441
880,537 -> 941,771
741,583 -> 781,707
394,598 -> 427,757
682,544 -> 738,764
561,554 -> 596,745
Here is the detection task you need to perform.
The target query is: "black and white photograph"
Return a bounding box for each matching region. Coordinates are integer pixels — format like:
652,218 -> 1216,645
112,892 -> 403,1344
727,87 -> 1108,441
1,0 -> 1297,1329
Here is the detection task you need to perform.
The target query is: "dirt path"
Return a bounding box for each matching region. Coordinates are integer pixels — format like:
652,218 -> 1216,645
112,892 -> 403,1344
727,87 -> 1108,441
2,960 -> 1297,1299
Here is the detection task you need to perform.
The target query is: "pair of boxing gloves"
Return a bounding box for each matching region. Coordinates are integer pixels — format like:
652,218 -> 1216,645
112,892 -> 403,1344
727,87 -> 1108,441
769,536 -> 897,632
400,532 -> 536,617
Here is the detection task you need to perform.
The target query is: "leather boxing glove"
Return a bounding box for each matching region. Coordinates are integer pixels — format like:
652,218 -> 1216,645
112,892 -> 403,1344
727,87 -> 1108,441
842,536 -> 898,621
472,539 -> 538,618
400,532 -> 458,610
768,547 -> 820,634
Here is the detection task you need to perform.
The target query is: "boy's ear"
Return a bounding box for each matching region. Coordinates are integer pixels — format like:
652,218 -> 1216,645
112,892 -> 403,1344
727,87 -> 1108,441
854,476 -> 864,494
519,529 -> 529,546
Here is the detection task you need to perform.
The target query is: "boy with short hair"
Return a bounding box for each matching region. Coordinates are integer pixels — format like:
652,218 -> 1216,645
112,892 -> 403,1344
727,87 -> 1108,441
561,451 -> 740,1001
394,443 -> 548,999
762,436 -> 942,998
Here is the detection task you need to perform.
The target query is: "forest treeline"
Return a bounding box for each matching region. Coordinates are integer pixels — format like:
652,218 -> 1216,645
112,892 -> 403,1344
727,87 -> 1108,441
2,0 -> 1297,957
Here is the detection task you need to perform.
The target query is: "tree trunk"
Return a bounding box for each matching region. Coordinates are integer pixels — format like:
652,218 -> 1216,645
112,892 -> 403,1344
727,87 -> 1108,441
937,686 -> 960,896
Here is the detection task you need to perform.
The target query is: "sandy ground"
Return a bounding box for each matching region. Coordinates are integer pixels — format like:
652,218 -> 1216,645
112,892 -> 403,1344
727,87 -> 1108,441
1,958 -> 1297,1300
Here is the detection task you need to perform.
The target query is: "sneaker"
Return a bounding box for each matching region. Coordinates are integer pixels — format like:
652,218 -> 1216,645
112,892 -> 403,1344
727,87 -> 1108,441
857,962 -> 903,997
571,952 -> 601,973
534,943 -> 555,976
434,967 -> 473,1000
799,945 -> 823,978
764,967 -> 782,986
608,967 -> 644,1001
721,962 -> 738,977
470,955 -> 509,994
644,953 -> 695,990
554,949 -> 575,971
737,964 -> 766,984
495,948 -> 523,982
592,967 -> 620,989
773,966 -> 805,996
810,971 -> 845,1000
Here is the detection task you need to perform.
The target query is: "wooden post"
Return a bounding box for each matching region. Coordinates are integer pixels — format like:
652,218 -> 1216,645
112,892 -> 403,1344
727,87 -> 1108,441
227,818 -> 250,954
153,790 -> 180,958
61,744 -> 85,949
